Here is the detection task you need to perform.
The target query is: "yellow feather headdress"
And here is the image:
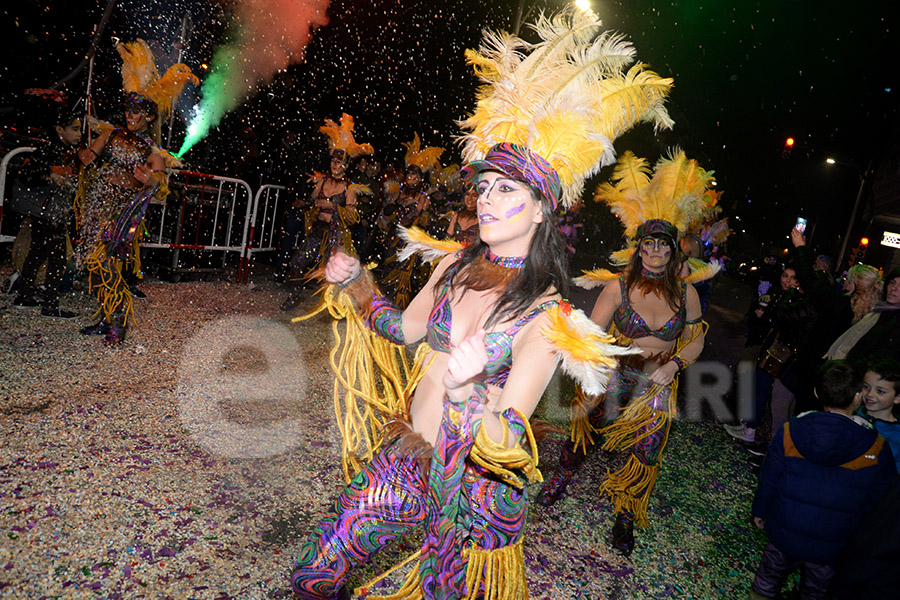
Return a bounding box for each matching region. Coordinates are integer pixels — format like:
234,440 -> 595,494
457,7 -> 674,210
116,39 -> 198,118
319,113 -> 375,159
594,149 -> 718,238
403,132 -> 444,172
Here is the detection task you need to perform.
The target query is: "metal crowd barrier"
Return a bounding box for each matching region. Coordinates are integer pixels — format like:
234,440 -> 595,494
239,184 -> 287,283
0,148 -> 285,284
142,170 -> 254,281
0,147 -> 35,245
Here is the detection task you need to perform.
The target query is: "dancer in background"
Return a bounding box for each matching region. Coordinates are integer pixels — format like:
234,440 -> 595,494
282,114 -> 373,310
290,8 -> 674,599
445,183 -> 479,245
539,151 -> 717,556
379,132 -> 444,306
77,39 -> 196,345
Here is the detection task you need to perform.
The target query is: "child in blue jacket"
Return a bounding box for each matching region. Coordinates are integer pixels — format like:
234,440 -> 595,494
749,361 -> 896,600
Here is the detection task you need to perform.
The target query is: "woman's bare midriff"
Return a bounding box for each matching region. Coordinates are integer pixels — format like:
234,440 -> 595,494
405,285 -> 549,446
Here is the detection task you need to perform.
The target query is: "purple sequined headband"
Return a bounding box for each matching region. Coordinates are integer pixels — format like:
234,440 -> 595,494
459,142 -> 562,210
637,219 -> 678,243
125,92 -> 158,116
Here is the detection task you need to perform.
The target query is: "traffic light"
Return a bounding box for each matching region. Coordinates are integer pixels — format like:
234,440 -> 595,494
781,137 -> 795,159
850,237 -> 870,263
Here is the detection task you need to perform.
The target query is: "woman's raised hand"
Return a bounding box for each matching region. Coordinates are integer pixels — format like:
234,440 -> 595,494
443,330 -> 488,393
325,251 -> 361,285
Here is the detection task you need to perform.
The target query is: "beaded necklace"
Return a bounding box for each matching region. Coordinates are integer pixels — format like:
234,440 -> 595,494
484,249 -> 526,270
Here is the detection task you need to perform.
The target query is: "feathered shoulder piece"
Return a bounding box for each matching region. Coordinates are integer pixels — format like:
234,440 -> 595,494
396,226 -> 463,263
117,39 -> 198,118
542,302 -> 642,396
319,113 -> 375,158
458,7 -> 674,209
573,268 -> 622,289
594,148 -> 717,237
348,182 -> 372,196
682,258 -> 721,283
403,132 -> 444,172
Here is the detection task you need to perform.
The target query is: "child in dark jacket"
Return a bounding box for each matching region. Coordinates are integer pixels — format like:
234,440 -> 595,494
749,361 -> 896,600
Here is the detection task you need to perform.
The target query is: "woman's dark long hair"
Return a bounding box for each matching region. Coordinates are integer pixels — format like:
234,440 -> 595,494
435,192 -> 570,329
623,237 -> 683,312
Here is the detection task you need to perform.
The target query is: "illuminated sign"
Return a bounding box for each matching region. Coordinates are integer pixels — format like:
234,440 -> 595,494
881,231 -> 900,249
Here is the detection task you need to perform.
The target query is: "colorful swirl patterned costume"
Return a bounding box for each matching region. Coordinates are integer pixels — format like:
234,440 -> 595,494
291,234 -> 634,599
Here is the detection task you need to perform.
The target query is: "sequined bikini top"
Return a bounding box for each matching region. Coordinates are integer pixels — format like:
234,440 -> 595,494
612,278 -> 686,342
426,261 -> 559,388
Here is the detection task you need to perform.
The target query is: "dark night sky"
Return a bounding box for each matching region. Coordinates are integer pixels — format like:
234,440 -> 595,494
3,0 -> 898,258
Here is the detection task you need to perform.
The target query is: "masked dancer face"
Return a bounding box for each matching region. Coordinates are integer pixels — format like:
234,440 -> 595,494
126,108 -> 153,134
639,235 -> 673,273
476,170 -> 542,257
405,169 -> 422,187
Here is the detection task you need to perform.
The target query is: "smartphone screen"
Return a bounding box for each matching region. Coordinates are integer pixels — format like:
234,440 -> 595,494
796,217 -> 807,233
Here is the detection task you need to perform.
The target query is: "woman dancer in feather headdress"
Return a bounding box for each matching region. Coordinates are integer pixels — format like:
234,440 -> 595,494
378,133 -> 444,307
282,114 -> 373,310
77,39 -> 196,345
538,150 -> 717,556
290,9 -> 672,599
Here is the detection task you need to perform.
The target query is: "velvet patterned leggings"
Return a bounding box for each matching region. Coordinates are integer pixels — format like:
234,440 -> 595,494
559,367 -> 667,471
559,367 -> 671,480
291,440 -> 526,599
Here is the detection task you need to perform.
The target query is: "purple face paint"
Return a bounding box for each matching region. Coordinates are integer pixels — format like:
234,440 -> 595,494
505,203 -> 526,219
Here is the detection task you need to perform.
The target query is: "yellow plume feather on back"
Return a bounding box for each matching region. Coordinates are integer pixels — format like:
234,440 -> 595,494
319,113 -> 375,158
458,7 -> 673,209
595,149 -> 718,240
403,133 -> 445,172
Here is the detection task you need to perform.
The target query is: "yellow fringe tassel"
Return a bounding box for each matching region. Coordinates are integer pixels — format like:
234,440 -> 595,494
293,285 -> 432,482
470,411 -> 542,488
569,385 -> 600,454
598,455 -> 658,528
362,542 -> 528,600
84,243 -> 135,325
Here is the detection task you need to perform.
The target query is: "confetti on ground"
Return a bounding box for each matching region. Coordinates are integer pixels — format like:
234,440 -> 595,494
1,273 -> 769,599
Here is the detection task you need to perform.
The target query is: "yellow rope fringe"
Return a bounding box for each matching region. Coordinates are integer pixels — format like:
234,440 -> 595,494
292,286 -> 432,482
363,542 -> 528,600
354,551 -> 422,599
598,455 -> 658,528
84,243 -> 135,325
597,390 -> 673,527
470,411 -> 542,488
569,385 -> 600,454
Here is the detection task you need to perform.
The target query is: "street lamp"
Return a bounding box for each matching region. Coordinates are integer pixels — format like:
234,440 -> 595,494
514,1 -> 593,36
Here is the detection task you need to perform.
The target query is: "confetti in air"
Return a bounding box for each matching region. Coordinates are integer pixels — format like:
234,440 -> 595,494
177,0 -> 331,157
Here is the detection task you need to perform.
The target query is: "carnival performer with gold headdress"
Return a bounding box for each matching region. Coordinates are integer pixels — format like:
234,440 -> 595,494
77,39 -> 197,345
538,150 -> 718,557
289,8 -> 673,599
378,133 -> 445,306
282,113 -> 373,310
